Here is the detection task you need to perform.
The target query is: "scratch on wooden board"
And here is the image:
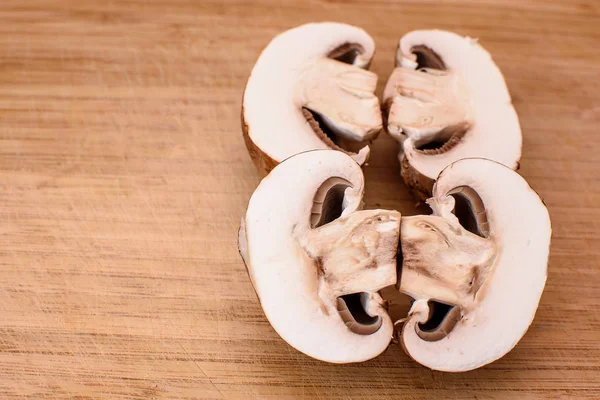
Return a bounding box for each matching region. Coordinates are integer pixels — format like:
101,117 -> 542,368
177,342 -> 225,399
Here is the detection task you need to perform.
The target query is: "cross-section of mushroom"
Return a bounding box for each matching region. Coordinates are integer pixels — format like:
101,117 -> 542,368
396,158 -> 551,371
242,23 -> 383,174
239,150 -> 401,363
383,30 -> 522,200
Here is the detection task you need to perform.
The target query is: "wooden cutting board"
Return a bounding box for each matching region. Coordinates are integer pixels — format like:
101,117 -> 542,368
1,1 -> 599,398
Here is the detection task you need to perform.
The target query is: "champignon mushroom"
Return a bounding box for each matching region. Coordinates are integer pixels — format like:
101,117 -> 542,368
396,158 -> 551,371
239,150 -> 401,363
383,30 -> 522,200
242,23 -> 383,174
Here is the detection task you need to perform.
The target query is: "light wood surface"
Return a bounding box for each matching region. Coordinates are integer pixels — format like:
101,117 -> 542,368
1,1 -> 599,399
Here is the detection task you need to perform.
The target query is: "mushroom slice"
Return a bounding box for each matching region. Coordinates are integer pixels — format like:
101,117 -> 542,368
397,158 -> 551,371
242,22 -> 383,173
383,30 -> 522,199
239,150 -> 401,363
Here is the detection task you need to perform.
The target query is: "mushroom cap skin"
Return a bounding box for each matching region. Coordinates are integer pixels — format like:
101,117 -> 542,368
383,30 -> 522,199
243,23 -> 382,174
240,150 -> 401,363
399,158 -> 551,372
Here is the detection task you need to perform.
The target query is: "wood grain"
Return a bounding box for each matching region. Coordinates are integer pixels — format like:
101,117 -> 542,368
0,1 -> 599,399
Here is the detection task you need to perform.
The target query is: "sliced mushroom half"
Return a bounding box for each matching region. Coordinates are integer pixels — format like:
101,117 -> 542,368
242,23 -> 382,174
397,158 -> 551,371
383,30 -> 522,199
239,150 -> 401,363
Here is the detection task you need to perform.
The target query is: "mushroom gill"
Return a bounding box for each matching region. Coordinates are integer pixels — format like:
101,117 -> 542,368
311,177 -> 351,228
412,45 -> 446,71
337,293 -> 382,335
416,301 -> 461,342
328,42 -> 364,65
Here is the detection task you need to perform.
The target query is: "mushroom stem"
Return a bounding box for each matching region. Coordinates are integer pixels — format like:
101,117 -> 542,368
383,67 -> 471,144
296,209 -> 401,298
397,215 -> 496,310
299,58 -> 382,142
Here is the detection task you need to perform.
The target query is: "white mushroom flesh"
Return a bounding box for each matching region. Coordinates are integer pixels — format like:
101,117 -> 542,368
240,150 -> 401,363
243,23 -> 382,169
396,158 -> 551,372
383,30 -> 522,185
